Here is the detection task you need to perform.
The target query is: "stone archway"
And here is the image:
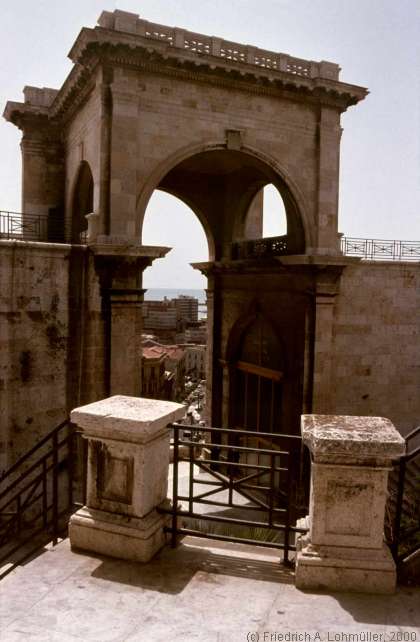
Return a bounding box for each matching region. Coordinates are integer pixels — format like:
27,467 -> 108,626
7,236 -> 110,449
2,9 -> 369,461
137,146 -> 310,429
137,144 -> 310,259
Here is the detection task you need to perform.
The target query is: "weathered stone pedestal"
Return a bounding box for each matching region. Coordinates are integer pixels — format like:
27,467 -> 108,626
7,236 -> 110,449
295,414 -> 405,594
69,395 -> 184,562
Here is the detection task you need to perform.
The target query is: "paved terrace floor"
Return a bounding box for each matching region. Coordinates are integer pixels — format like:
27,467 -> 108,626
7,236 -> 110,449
0,537 -> 419,642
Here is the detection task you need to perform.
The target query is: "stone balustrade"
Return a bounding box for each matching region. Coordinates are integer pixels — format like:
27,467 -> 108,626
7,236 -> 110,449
97,9 -> 339,80
295,414 -> 406,594
69,395 -> 185,562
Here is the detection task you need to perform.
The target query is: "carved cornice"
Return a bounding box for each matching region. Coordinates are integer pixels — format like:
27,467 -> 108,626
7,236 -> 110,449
64,35 -> 366,112
4,18 -> 367,131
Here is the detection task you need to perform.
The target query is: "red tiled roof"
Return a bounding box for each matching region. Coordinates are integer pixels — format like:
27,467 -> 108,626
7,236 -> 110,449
142,346 -> 168,360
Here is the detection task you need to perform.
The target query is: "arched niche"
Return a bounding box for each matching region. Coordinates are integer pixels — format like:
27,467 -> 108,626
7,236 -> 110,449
71,161 -> 93,243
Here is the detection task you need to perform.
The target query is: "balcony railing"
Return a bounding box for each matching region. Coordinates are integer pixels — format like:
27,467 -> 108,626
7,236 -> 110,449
0,210 -> 65,243
231,235 -> 420,262
341,237 -> 420,262
231,235 -> 289,260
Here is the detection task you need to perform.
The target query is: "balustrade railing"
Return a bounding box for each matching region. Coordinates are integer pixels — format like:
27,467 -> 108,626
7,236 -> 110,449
102,13 -> 334,79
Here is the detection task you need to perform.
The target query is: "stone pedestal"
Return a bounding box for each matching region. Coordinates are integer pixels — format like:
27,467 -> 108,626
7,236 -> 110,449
69,395 -> 185,562
295,414 -> 405,594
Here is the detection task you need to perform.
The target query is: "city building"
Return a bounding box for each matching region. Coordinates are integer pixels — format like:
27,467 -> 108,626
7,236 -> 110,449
174,295 -> 198,324
184,345 -> 206,380
141,338 -> 186,401
141,346 -> 168,399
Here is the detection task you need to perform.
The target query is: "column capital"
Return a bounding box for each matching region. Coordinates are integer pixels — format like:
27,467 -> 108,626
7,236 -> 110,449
71,394 -> 185,444
302,414 -> 406,466
296,413 -> 406,594
69,395 -> 185,562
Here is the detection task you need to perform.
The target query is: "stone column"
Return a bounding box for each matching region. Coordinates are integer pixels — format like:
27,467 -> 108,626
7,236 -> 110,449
92,244 -> 170,397
3,87 -> 64,223
295,414 -> 405,594
69,395 -> 185,562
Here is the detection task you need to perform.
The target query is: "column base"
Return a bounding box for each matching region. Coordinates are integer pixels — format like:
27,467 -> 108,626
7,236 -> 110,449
295,541 -> 396,594
69,505 -> 168,563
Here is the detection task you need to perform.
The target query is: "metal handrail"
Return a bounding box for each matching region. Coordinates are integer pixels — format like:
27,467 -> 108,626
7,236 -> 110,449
0,420 -> 69,484
170,422 -> 302,441
389,426 -> 420,564
0,420 -> 87,579
341,237 -> 420,262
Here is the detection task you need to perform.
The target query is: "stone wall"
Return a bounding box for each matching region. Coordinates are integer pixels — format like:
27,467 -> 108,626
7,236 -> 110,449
0,240 -> 71,472
330,262 -> 420,435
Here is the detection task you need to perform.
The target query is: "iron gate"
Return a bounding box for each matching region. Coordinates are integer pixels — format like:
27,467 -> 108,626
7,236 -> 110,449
160,423 -> 309,564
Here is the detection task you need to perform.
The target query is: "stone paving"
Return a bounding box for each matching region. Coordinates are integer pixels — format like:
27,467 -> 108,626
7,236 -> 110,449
0,537 -> 419,642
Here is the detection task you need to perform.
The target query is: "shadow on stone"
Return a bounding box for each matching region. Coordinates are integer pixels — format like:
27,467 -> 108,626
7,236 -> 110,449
89,539 -> 295,595
300,587 -> 420,628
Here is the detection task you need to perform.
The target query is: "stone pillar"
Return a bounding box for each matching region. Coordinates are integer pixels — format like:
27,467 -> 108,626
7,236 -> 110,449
315,106 -> 342,255
69,395 -> 185,562
295,414 -> 405,594
311,269 -> 341,413
92,244 -> 170,397
109,77 -> 139,239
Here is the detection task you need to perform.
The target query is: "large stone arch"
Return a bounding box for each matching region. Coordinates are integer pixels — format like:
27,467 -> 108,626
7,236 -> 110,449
147,186 -> 216,261
136,141 -> 313,257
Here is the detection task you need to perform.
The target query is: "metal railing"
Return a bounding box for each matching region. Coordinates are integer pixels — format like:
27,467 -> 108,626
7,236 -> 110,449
341,237 -> 420,262
0,420 -> 87,578
387,426 -> 420,565
159,423 -> 309,564
0,210 -> 65,243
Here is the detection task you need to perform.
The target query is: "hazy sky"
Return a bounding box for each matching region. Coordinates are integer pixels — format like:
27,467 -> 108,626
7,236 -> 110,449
1,1 -> 419,288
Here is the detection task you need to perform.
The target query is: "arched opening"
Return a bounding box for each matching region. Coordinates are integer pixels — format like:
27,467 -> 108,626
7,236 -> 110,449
142,190 -> 209,290
138,147 -> 307,425
141,190 -> 208,403
244,184 -> 287,240
139,148 -> 306,259
71,161 -> 93,243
